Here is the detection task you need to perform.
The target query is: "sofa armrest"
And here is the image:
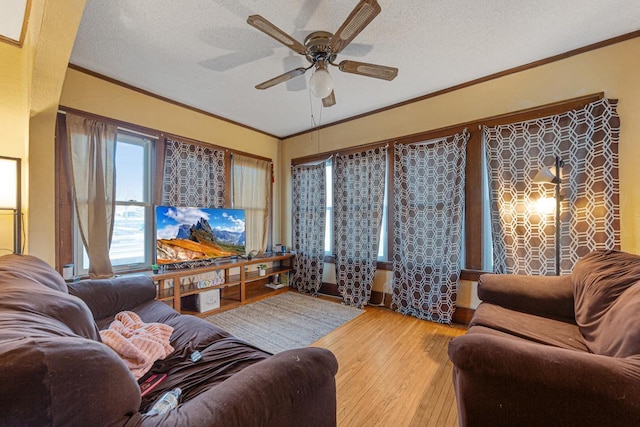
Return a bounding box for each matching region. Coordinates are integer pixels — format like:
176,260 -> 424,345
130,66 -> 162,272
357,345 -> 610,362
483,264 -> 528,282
0,336 -> 142,426
448,333 -> 640,426
478,273 -> 574,320
140,347 -> 338,427
68,275 -> 157,321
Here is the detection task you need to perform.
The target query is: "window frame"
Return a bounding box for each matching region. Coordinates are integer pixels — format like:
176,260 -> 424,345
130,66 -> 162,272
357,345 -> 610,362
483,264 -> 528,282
72,131 -> 155,275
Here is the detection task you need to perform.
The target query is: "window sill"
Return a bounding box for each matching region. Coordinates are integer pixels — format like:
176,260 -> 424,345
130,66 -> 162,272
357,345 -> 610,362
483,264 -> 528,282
323,255 -> 392,271
460,269 -> 492,281
322,258 -> 490,277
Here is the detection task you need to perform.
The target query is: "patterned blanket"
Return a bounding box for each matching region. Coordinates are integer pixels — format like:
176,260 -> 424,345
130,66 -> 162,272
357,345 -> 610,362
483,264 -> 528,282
100,311 -> 174,379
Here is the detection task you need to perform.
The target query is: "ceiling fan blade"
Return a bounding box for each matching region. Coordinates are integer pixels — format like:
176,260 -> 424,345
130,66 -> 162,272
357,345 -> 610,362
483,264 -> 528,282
322,91 -> 336,108
329,0 -> 381,54
338,60 -> 398,81
255,67 -> 307,90
247,15 -> 306,55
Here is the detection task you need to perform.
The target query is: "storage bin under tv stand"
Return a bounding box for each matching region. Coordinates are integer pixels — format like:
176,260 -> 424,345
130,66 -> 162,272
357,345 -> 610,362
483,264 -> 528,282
152,253 -> 294,316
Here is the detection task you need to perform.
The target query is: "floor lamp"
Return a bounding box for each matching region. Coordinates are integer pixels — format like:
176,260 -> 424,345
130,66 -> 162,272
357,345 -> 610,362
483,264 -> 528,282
534,156 -> 564,276
0,156 -> 22,254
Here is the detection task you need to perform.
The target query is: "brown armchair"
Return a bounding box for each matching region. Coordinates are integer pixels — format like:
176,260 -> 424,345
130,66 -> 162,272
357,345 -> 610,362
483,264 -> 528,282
448,250 -> 640,426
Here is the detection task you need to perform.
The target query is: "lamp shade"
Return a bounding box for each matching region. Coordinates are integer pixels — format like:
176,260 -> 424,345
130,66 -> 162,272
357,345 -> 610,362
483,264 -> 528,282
309,67 -> 333,99
533,166 -> 560,184
0,157 -> 18,209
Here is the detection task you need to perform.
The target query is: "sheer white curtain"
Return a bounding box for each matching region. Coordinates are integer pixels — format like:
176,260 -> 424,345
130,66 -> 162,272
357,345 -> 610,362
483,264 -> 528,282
333,147 -> 387,307
232,154 -> 271,254
66,113 -> 117,279
485,98 -> 620,275
392,131 -> 468,324
291,162 -> 326,294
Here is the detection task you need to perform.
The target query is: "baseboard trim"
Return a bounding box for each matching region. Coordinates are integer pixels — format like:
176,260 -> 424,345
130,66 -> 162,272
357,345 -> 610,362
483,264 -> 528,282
318,282 -> 474,325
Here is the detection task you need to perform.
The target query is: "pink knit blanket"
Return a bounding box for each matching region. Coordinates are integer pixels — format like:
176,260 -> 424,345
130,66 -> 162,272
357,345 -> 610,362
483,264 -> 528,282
100,311 -> 174,379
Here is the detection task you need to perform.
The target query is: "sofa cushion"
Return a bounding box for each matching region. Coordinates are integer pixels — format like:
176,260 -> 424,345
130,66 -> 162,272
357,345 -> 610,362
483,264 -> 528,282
477,273 -> 575,321
470,303 -> 588,352
0,254 -> 68,292
68,275 -> 157,322
0,255 -> 141,425
0,258 -> 100,341
573,249 -> 640,357
0,290 -> 101,342
594,283 -> 640,357
139,304 -> 231,352
139,336 -> 271,411
0,336 -> 141,426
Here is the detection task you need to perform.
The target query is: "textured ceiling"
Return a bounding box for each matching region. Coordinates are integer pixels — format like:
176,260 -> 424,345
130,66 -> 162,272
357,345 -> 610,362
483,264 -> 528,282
70,0 -> 640,138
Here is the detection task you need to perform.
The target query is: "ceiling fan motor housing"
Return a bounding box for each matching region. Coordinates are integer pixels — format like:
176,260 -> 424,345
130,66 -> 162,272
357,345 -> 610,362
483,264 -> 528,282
304,31 -> 337,64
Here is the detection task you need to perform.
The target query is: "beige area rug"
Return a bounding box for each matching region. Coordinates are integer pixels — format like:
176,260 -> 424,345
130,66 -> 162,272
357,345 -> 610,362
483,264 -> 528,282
205,291 -> 363,354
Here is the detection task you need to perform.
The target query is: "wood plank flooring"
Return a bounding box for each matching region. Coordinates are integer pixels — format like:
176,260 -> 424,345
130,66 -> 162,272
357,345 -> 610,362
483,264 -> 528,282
311,300 -> 467,427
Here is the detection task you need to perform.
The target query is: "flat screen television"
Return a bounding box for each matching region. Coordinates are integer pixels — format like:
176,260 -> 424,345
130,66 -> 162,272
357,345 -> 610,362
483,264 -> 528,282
155,206 -> 246,265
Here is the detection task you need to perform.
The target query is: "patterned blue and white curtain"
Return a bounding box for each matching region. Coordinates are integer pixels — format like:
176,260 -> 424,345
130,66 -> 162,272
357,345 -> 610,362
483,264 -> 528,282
162,138 -> 226,208
485,98 -> 620,275
291,162 -> 326,294
333,147 -> 387,308
392,131 -> 468,324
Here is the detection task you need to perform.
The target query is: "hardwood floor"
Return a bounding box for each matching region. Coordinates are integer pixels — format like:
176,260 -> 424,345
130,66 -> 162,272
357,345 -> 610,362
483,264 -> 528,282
311,301 -> 467,427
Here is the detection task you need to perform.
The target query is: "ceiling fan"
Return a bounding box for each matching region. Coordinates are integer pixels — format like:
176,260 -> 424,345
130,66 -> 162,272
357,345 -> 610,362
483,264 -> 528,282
247,0 -> 398,107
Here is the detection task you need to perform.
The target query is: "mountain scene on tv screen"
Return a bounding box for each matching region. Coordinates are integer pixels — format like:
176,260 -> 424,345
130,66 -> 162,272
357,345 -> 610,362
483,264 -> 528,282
156,207 -> 246,264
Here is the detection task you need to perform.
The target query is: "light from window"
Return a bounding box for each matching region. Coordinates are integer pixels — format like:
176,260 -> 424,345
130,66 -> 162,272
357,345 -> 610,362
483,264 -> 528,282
76,132 -> 154,273
324,161 -> 333,255
481,137 -> 494,271
377,163 -> 388,261
111,138 -> 150,267
231,155 -> 271,253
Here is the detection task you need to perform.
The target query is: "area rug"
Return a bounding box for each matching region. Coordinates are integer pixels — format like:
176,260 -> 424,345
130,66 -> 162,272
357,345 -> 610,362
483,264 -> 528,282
205,292 -> 363,354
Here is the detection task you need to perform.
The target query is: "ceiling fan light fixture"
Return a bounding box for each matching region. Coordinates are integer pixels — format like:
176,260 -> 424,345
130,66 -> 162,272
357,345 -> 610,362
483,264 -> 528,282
309,66 -> 333,99
248,0 -> 395,107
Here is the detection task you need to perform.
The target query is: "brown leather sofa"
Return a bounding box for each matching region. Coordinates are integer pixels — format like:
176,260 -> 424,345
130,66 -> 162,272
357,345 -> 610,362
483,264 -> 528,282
448,249 -> 640,426
0,254 -> 338,426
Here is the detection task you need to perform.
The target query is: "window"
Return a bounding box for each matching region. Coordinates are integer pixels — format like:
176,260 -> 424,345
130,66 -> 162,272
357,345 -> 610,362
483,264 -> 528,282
481,136 -> 493,272
57,110 -> 275,277
323,158 -> 390,263
74,131 -> 154,274
294,95 -> 607,279
377,159 -> 389,261
324,160 -> 333,255
232,154 -> 272,253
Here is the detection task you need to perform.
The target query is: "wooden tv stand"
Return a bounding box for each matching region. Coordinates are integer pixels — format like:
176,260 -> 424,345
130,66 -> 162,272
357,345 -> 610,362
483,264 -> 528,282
151,253 -> 294,316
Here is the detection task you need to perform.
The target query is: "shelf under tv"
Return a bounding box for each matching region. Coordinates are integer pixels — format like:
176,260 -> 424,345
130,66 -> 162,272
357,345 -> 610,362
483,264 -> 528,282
150,253 -> 294,316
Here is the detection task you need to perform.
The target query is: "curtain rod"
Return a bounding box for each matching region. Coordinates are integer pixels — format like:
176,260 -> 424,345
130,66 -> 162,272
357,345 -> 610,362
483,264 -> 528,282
291,154 -> 332,167
58,109 -> 159,140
